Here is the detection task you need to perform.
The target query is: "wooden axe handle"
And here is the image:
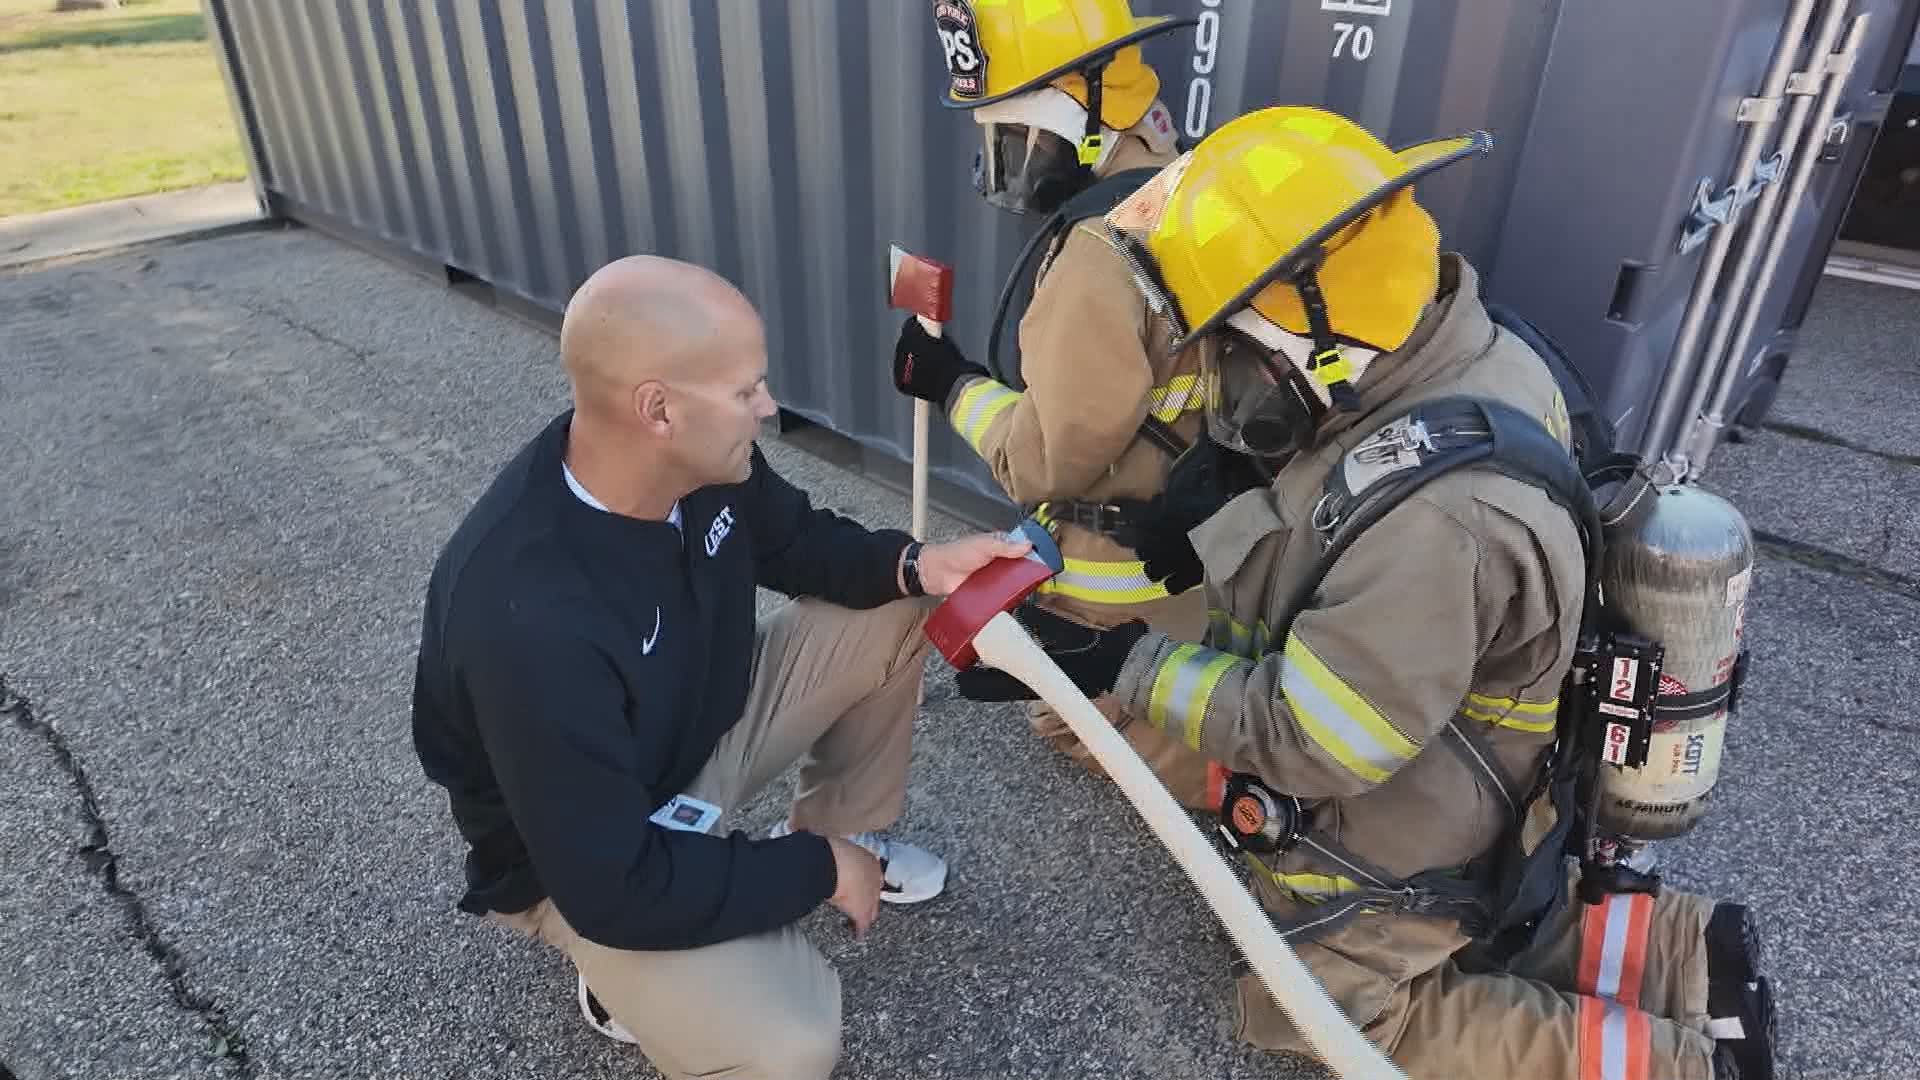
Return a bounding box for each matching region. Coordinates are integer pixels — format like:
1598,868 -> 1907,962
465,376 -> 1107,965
969,611 -> 1406,1080
910,316 -> 941,540
912,399 -> 929,541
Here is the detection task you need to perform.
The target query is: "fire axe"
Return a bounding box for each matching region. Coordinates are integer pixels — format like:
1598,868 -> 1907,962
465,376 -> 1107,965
887,244 -> 954,542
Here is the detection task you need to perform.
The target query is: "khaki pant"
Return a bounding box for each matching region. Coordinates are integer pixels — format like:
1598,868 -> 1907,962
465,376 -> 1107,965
1027,585 -> 1217,810
491,596 -> 933,1080
1236,864 -> 1722,1080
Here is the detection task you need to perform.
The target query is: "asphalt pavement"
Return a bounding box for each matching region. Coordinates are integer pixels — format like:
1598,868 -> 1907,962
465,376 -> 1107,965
1,225 -> 1914,1079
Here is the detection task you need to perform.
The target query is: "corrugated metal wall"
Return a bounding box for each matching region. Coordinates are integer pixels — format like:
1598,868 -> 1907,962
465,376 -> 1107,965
204,0 -> 1584,500
204,0 -> 1909,498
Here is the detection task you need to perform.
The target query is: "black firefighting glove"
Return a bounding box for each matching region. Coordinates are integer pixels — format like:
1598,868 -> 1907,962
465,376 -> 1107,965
892,316 -> 988,405
1127,437 -> 1269,595
953,603 -> 1150,702
1133,517 -> 1204,596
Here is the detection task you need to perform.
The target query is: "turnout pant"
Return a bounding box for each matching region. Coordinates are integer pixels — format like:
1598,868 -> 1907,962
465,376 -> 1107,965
491,596 -> 932,1080
1236,865 -> 1723,1080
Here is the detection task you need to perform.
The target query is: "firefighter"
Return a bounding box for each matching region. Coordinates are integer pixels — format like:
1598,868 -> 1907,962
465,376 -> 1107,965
953,106 -> 1776,1080
893,0 -> 1236,808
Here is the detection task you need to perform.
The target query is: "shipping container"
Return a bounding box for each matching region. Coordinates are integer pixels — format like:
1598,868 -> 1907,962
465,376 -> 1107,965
203,0 -> 1920,501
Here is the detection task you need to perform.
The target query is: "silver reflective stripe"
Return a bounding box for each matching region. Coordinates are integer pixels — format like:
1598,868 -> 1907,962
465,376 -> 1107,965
1146,373 -> 1209,421
953,380 -> 1019,446
1038,559 -> 1169,604
1597,895 -> 1633,1000
1602,1004 -> 1628,1080
1280,655 -> 1412,783
1158,654 -> 1212,748
1146,644 -> 1240,749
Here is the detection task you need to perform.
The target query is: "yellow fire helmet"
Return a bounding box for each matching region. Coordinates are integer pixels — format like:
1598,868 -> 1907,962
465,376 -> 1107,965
933,0 -> 1192,159
1106,106 -> 1491,411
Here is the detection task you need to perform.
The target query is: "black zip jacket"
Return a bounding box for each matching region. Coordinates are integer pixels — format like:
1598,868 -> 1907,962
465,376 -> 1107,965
410,411 -> 914,951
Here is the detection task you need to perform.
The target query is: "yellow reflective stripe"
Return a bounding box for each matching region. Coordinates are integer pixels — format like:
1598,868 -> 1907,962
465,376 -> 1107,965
1462,692 -> 1560,733
1274,871 -> 1365,901
1460,705 -> 1558,734
949,379 -> 1020,452
1145,373 -> 1208,422
1239,854 -> 1365,904
1207,608 -> 1244,655
1034,556 -> 1170,604
1467,692 -> 1557,715
1207,608 -> 1270,658
1146,643 -> 1239,750
1185,653 -> 1237,750
1148,644 -> 1199,735
1279,635 -> 1418,785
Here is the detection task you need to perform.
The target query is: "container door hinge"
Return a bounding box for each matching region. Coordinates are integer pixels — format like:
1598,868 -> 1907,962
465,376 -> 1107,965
1678,151 -> 1787,255
1679,178 -> 1735,255
1737,95 -> 1783,122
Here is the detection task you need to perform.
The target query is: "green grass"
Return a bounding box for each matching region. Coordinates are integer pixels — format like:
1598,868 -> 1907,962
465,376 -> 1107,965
0,0 -> 248,217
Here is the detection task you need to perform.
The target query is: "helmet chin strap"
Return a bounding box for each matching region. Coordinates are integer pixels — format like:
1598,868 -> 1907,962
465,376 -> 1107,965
1291,251 -> 1364,413
1077,59 -> 1108,167
1228,301 -> 1379,413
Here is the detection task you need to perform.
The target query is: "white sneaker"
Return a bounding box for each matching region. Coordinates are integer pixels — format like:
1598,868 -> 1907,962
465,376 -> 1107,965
770,822 -> 948,904
577,972 -> 640,1045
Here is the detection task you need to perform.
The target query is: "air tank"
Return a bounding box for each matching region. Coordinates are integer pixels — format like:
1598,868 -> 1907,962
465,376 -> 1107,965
1593,484 -> 1755,842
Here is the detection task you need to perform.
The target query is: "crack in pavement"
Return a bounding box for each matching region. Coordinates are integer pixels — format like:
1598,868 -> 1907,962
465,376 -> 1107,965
1753,529 -> 1920,605
231,298 -> 375,365
0,675 -> 256,1078
1759,419 -> 1920,471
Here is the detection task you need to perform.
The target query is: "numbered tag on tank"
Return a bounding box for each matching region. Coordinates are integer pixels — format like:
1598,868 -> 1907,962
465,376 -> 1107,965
1593,633 -> 1662,769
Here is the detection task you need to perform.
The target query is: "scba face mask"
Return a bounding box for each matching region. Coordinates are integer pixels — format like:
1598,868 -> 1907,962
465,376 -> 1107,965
1206,331 -> 1321,463
1204,309 -> 1381,463
973,121 -> 1088,215
969,87 -> 1117,215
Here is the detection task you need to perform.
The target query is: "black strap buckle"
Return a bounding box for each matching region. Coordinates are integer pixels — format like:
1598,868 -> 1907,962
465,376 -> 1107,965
1042,500 -> 1131,534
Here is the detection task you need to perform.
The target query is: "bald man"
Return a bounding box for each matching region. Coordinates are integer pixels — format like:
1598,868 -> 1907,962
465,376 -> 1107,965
410,256 -> 1028,1078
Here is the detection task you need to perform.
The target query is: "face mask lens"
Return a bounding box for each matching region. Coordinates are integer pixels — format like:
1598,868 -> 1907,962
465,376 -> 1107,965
972,124 -> 1004,199
990,124 -> 1029,178
1207,333 -> 1312,459
976,122 -> 1083,214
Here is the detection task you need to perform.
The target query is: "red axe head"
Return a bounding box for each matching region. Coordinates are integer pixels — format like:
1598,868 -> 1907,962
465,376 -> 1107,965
925,518 -> 1064,670
888,244 -> 954,324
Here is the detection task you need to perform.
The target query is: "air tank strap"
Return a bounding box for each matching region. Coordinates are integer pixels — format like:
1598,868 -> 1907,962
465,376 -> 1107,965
1650,650 -> 1750,722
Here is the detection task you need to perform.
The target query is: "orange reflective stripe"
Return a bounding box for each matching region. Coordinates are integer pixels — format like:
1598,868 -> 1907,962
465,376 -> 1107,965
1627,1007 -> 1652,1080
1579,997 -> 1653,1080
1580,997 -> 1606,1080
1617,896 -> 1653,1011
1577,892 -> 1655,1008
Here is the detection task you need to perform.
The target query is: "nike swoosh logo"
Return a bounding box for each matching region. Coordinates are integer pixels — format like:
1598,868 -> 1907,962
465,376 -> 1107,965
642,607 -> 661,655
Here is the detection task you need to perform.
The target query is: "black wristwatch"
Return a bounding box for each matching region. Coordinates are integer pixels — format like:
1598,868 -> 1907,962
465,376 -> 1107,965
900,541 -> 926,597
